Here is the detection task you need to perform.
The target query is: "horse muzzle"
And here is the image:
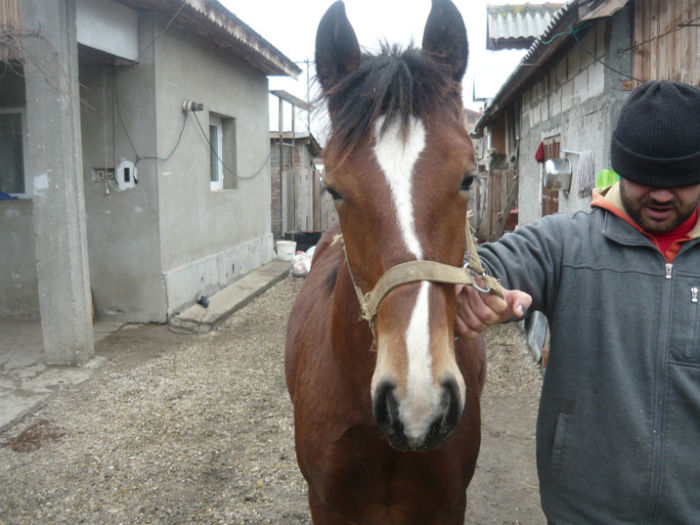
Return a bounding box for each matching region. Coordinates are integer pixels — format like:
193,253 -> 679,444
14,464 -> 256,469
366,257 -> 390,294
372,378 -> 463,451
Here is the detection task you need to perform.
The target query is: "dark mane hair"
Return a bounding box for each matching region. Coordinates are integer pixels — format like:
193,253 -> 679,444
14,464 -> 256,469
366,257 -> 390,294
323,44 -> 461,159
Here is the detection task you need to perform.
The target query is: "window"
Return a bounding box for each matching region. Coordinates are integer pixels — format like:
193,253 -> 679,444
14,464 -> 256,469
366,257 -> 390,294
208,113 -> 237,191
0,108 -> 29,198
209,116 -> 223,191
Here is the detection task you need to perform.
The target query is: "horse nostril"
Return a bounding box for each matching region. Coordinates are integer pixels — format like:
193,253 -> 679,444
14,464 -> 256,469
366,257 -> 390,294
439,379 -> 463,435
373,381 -> 401,434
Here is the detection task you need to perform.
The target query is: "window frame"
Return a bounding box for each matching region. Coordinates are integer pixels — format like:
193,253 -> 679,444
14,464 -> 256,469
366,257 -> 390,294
0,107 -> 30,199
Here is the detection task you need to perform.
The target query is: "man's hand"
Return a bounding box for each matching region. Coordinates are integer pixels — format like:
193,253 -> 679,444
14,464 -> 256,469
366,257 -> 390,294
455,283 -> 532,339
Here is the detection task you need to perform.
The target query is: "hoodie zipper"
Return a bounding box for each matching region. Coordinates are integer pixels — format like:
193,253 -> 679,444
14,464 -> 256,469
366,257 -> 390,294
686,287 -> 699,359
649,262 -> 673,519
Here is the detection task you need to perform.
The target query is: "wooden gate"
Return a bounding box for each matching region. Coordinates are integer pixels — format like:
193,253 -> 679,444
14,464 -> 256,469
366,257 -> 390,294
484,167 -> 518,241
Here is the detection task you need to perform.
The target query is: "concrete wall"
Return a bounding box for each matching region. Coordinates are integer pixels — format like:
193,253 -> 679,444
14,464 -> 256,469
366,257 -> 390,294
0,200 -> 38,318
153,20 -> 274,317
79,13 -> 165,323
75,0 -> 139,61
516,6 -> 634,225
0,70 -> 38,318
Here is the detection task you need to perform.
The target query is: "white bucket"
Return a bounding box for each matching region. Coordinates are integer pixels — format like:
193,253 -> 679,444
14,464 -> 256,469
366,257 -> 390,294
276,240 -> 297,261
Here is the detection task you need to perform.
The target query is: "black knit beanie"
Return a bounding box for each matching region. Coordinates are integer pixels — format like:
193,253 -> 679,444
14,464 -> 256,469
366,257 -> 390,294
610,80 -> 700,187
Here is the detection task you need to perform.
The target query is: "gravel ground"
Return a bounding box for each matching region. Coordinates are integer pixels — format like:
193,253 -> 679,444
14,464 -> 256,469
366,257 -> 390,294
0,276 -> 544,524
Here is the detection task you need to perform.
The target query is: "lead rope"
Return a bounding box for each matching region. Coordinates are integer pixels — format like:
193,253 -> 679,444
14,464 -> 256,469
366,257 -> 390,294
463,212 -> 501,294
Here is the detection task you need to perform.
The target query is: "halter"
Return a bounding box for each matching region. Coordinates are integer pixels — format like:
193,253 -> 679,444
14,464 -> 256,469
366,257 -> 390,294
334,213 -> 502,346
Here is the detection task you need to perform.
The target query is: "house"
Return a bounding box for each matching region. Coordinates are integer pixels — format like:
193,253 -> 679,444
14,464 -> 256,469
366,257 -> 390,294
472,0 -> 700,231
463,108 -> 482,132
0,0 -> 300,364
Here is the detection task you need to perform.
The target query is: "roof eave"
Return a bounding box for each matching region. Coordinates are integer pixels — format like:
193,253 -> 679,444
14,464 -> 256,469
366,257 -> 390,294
115,0 -> 302,77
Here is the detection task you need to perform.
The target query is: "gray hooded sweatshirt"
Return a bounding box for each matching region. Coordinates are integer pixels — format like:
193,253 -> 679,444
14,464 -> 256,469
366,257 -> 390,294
478,184 -> 700,524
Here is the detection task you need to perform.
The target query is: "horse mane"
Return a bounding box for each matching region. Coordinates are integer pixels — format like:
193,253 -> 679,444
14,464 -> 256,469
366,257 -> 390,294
322,43 -> 461,160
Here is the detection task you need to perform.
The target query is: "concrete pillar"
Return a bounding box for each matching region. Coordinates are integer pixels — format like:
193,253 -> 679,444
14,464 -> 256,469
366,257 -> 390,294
22,0 -> 94,365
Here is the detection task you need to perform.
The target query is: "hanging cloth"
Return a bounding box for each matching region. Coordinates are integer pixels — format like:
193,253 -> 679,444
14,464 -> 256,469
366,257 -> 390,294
535,141 -> 545,163
575,150 -> 596,197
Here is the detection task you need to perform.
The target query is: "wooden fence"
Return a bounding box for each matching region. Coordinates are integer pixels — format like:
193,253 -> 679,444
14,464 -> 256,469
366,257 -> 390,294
632,0 -> 700,85
475,168 -> 518,242
1,0 -> 22,62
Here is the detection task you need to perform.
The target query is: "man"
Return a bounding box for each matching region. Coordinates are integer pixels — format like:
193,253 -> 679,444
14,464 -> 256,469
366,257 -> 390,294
456,80 -> 700,524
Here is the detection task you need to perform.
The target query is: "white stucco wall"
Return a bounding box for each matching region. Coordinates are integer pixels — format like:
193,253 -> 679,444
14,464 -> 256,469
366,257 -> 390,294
153,20 -> 275,317
80,10 -> 278,322
80,13 -> 166,322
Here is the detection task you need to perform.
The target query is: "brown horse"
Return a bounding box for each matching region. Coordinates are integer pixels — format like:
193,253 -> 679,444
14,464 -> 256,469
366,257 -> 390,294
285,1 -> 486,523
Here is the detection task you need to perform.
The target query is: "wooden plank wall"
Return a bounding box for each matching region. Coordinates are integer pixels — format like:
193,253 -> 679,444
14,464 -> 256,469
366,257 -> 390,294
633,0 -> 700,85
0,0 -> 21,29
0,0 -> 22,62
485,168 -> 518,241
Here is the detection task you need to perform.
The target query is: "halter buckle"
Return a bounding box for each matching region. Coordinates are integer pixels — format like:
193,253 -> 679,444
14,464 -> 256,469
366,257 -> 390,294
463,263 -> 492,294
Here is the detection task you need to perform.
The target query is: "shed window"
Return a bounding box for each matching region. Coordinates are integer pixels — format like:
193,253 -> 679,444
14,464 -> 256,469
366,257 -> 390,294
208,113 -> 237,191
0,109 -> 28,198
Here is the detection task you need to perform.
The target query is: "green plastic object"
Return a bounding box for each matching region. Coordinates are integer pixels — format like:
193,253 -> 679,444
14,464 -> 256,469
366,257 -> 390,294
596,169 -> 619,188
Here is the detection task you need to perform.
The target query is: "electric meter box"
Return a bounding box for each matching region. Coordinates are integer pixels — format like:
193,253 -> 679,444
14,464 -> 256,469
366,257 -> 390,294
115,160 -> 137,191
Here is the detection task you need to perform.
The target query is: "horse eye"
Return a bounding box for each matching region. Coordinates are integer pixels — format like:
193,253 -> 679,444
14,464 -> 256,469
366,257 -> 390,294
323,186 -> 344,201
460,173 -> 475,191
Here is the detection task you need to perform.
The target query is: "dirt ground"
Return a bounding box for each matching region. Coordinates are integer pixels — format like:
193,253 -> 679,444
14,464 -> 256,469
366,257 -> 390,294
0,276 -> 544,524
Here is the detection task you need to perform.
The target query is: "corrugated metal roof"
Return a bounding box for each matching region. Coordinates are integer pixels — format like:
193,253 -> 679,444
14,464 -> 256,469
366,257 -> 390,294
115,0 -> 301,77
487,3 -> 565,50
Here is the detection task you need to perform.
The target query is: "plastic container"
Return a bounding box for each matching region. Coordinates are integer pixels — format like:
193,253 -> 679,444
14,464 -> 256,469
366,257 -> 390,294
275,240 -> 297,261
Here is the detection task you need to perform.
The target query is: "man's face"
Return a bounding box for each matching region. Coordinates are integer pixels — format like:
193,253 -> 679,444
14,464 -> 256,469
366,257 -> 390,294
619,178 -> 700,233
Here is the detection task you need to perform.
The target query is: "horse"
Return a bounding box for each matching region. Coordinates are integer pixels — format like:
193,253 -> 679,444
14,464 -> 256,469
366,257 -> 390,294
285,1 -> 488,523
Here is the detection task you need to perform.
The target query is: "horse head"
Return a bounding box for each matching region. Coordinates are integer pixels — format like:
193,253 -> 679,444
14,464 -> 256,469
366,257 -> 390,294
316,0 -> 475,451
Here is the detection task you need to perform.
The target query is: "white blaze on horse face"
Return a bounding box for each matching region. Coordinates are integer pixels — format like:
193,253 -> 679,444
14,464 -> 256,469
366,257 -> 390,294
373,116 -> 425,259
372,116 -> 443,440
400,281 -> 440,439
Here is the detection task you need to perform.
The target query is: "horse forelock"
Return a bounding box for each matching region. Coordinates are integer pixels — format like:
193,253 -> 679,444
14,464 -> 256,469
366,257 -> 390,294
323,44 -> 460,162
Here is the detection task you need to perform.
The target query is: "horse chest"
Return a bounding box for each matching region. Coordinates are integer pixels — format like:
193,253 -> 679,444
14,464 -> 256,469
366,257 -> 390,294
300,423 -> 471,523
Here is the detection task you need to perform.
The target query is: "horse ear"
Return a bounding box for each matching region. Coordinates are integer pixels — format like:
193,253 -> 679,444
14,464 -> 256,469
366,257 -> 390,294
422,0 -> 468,82
315,1 -> 361,92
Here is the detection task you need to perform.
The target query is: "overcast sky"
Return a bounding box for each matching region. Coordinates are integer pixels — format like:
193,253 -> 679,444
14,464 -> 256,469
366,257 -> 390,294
218,0 -> 546,141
